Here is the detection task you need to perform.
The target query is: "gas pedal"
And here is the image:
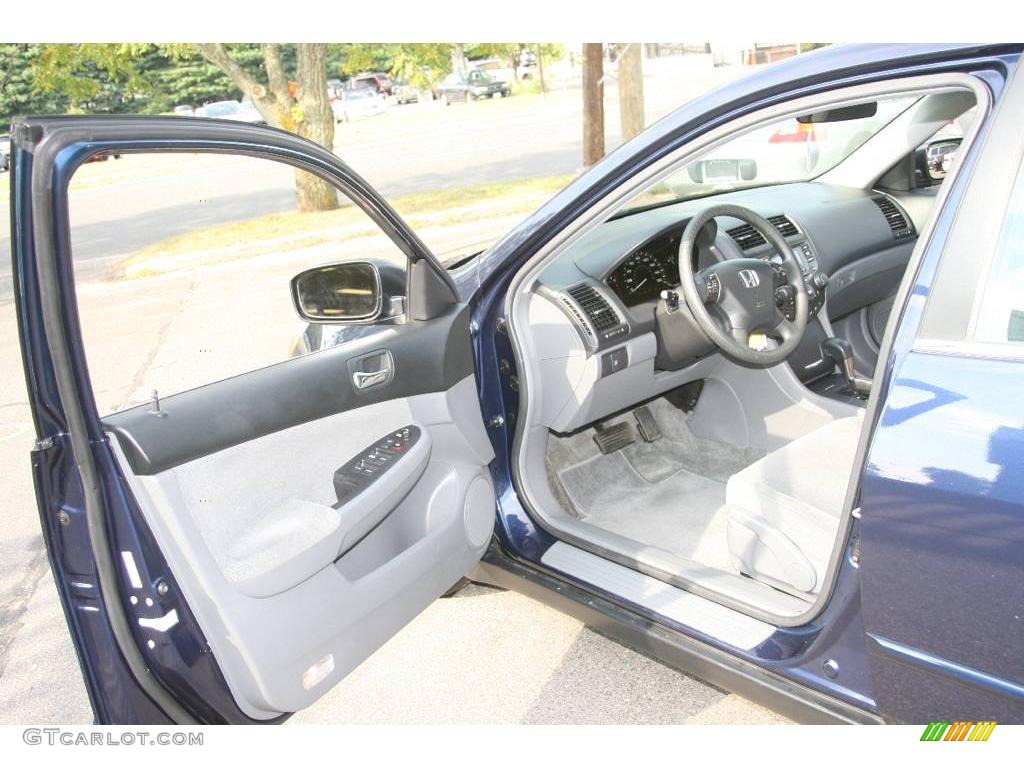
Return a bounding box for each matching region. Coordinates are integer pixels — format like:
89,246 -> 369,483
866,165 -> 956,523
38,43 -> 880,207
633,405 -> 662,443
593,421 -> 635,454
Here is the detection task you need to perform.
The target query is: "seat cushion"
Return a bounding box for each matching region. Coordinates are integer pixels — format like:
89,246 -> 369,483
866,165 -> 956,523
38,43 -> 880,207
725,415 -> 863,597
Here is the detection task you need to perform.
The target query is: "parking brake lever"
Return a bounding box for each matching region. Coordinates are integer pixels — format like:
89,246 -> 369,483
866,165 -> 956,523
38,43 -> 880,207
821,337 -> 871,398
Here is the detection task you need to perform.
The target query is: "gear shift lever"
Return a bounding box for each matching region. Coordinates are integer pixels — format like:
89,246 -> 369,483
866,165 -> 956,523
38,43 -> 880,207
821,337 -> 871,397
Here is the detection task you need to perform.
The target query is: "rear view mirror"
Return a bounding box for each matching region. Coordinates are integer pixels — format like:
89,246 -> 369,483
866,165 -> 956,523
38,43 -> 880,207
291,262 -> 383,322
797,102 -> 878,123
687,158 -> 758,184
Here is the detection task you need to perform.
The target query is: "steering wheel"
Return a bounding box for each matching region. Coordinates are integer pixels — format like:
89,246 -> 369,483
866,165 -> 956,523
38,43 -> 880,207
677,204 -> 808,366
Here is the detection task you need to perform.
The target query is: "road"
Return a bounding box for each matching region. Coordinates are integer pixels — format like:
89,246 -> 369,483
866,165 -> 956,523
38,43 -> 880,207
0,60 -> 747,301
0,58 -> 788,725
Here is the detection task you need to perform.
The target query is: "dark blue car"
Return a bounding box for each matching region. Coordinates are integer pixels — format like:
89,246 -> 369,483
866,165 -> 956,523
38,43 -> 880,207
10,43 -> 1024,724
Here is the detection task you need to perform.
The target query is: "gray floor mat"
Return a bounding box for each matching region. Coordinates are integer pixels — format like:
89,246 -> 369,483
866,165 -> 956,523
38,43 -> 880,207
547,397 -> 766,571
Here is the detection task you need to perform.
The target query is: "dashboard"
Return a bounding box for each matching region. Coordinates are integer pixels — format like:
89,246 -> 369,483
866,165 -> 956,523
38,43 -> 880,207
526,181 -> 920,433
535,182 -> 917,353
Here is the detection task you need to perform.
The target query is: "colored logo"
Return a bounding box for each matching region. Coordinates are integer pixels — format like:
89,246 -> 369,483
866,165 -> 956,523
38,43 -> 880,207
921,721 -> 996,741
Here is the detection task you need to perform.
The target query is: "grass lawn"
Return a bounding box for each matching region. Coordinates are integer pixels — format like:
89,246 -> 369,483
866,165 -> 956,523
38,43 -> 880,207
120,173 -> 575,278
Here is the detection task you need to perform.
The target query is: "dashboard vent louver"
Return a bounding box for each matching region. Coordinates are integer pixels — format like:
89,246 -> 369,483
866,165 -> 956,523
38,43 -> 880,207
566,283 -> 620,333
871,195 -> 912,239
726,223 -> 767,250
768,214 -> 799,237
727,215 -> 798,250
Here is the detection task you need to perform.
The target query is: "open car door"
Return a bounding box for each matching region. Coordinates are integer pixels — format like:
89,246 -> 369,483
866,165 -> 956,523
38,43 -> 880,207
11,117 -> 496,723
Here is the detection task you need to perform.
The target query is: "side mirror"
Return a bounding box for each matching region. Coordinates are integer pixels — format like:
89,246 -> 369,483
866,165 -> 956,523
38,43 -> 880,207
290,260 -> 405,324
913,137 -> 962,187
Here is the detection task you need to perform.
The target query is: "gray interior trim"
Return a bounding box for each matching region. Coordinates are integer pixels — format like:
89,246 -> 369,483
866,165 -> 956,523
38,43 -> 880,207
111,375 -> 495,718
105,304 -> 474,475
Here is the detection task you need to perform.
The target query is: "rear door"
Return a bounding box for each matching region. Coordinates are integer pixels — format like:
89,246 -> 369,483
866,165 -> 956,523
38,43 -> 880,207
858,65 -> 1024,723
12,116 -> 496,723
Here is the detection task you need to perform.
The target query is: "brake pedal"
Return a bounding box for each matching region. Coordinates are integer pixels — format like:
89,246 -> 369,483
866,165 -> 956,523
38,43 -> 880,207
593,421 -> 635,454
633,405 -> 662,443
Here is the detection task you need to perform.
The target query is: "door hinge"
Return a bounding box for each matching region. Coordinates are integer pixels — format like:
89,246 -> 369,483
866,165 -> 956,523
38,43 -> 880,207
32,435 -> 59,452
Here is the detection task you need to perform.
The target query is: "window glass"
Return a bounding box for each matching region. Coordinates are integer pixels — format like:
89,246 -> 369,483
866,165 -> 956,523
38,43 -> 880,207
974,158 -> 1024,344
620,94 -> 920,212
69,152 -> 407,415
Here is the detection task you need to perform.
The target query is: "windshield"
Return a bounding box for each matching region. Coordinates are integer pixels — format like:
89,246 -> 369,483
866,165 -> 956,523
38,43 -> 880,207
621,95 -> 921,213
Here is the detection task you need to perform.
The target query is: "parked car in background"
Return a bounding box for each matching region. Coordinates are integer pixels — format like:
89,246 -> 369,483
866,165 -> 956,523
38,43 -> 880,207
173,105 -> 195,117
0,133 -> 9,172
194,100 -> 265,125
472,51 -> 539,82
347,72 -> 394,97
393,80 -> 421,105
238,100 -> 266,124
331,87 -> 387,122
434,68 -> 512,104
472,57 -> 517,83
327,78 -> 345,101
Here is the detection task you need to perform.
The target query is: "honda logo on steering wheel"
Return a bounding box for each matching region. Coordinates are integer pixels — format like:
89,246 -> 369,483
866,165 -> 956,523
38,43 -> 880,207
738,269 -> 760,288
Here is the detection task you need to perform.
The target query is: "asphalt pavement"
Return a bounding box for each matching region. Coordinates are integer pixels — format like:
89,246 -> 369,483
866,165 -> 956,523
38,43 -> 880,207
0,58 -> 788,725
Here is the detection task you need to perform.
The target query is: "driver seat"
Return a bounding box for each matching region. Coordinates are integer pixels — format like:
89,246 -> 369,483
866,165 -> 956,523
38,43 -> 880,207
724,415 -> 864,599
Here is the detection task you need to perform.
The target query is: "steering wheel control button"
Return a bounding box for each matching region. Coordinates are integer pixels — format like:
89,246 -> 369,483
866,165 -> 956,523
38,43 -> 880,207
774,285 -> 795,305
333,425 -> 421,505
600,347 -> 629,377
704,274 -> 721,303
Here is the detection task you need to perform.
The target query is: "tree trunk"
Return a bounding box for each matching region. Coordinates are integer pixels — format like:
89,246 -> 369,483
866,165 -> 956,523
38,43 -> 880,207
194,43 -> 337,213
582,43 -> 605,167
451,45 -> 467,77
534,44 -> 546,95
617,43 -> 645,143
293,43 -> 337,212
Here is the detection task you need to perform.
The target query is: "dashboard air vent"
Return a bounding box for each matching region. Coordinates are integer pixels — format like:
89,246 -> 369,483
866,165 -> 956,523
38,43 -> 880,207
768,214 -> 799,237
566,283 -> 620,333
726,223 -> 766,250
727,215 -> 798,250
871,195 -> 912,239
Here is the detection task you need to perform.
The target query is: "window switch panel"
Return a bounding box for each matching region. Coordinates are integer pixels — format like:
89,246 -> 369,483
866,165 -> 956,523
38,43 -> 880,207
333,425 -> 421,506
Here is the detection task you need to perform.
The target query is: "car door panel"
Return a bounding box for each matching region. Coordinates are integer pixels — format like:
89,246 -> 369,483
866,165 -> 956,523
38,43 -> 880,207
110,372 -> 494,717
12,116 -> 495,722
103,305 -> 475,475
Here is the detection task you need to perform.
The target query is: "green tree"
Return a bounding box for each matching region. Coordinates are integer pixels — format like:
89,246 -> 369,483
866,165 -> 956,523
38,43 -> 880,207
0,44 -> 70,125
32,43 -> 338,213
